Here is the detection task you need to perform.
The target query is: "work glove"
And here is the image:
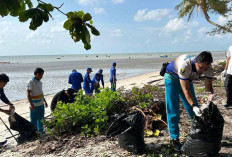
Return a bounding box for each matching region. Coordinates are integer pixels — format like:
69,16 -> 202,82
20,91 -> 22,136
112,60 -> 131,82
222,70 -> 227,77
221,70 -> 227,81
193,106 -> 202,117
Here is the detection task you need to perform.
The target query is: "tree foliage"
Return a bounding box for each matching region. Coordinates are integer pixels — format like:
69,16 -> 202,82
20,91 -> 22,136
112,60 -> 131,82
0,0 -> 100,50
175,0 -> 232,35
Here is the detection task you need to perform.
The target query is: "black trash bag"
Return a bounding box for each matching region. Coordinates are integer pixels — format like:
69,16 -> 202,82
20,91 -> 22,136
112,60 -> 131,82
9,112 -> 37,143
107,112 -> 145,154
160,62 -> 169,76
181,102 -> 224,157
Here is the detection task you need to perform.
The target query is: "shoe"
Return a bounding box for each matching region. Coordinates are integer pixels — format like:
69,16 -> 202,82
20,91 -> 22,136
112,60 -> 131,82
224,104 -> 232,108
0,140 -> 7,147
171,139 -> 182,152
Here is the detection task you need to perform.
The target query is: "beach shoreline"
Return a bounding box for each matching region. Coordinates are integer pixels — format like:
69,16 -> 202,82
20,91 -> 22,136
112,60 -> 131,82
0,70 -> 163,144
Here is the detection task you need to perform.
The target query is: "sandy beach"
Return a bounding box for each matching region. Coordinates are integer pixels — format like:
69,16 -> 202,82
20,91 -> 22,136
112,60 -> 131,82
0,71 -> 164,145
1,59 -> 231,157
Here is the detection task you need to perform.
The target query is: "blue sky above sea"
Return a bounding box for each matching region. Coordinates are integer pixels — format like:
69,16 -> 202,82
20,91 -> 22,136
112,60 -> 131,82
0,0 -> 232,56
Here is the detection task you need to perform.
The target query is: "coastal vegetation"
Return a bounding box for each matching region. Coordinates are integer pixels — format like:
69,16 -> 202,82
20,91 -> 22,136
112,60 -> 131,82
43,84 -> 166,137
0,0 -> 100,50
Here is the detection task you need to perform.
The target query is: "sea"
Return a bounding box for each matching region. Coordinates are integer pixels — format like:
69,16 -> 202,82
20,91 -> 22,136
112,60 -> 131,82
0,51 -> 226,102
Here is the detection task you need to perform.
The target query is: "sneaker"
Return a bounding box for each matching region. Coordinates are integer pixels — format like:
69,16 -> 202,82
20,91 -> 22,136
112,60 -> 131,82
0,140 -> 7,147
224,104 -> 232,108
171,139 -> 182,152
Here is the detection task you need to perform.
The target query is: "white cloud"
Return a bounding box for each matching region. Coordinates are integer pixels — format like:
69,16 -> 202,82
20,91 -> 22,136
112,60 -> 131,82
94,7 -> 105,14
217,16 -> 231,25
26,30 -> 53,44
26,31 -> 40,40
77,0 -> 97,5
50,21 -> 66,33
197,27 -> 210,36
145,39 -> 151,44
111,29 -> 124,37
0,38 -> 4,45
50,26 -> 65,33
112,0 -> 124,4
133,9 -> 170,22
161,18 -> 199,35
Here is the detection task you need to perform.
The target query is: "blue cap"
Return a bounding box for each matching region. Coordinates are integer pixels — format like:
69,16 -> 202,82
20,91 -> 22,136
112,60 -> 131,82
98,69 -> 103,73
87,67 -> 93,72
112,62 -> 116,66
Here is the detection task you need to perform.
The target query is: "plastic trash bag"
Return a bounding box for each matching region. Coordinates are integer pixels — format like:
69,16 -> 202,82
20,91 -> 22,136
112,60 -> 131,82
107,112 -> 145,154
9,112 -> 37,143
181,102 -> 224,157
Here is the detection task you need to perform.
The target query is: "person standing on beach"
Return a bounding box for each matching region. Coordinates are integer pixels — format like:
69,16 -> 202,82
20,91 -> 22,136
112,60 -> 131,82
91,69 -> 104,93
27,67 -> 48,134
110,62 -> 117,91
50,88 -> 75,111
83,68 -> 93,95
0,73 -> 15,146
221,45 -> 232,108
68,69 -> 83,93
164,51 -> 214,151
0,73 -> 15,114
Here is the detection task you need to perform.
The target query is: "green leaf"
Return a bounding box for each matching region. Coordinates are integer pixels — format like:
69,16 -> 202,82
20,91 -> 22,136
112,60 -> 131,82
89,20 -> 93,25
43,12 -> 49,22
37,3 -> 54,12
63,20 -> 72,30
25,0 -> 33,8
83,13 -> 92,22
76,11 -> 85,18
86,23 -> 100,36
0,1 -> 9,17
66,12 -> 82,21
82,24 -> 91,45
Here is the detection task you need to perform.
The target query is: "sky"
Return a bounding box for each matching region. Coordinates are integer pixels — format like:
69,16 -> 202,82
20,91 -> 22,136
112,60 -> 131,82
0,0 -> 232,56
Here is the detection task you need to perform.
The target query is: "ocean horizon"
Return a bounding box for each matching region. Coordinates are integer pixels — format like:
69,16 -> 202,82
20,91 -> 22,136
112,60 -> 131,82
0,51 -> 226,102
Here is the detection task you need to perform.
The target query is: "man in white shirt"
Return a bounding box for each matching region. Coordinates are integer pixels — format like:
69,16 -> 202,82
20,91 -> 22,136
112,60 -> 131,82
27,67 -> 48,134
221,46 -> 232,108
164,51 -> 214,151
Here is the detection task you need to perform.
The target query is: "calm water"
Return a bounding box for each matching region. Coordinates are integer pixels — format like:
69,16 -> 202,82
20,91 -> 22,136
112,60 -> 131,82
0,51 -> 226,102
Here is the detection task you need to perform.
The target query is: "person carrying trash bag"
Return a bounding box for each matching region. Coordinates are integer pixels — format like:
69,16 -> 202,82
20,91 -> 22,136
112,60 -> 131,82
164,51 -> 214,152
181,94 -> 224,157
107,112 -> 146,154
0,73 -> 15,146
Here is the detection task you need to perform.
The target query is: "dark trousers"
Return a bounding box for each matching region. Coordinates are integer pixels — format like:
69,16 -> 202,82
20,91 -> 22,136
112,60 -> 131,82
225,74 -> 232,106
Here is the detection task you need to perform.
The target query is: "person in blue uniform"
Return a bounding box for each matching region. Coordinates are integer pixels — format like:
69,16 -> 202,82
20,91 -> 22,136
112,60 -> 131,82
164,51 -> 214,151
110,62 -> 117,91
91,69 -> 104,93
0,73 -> 15,146
83,68 -> 93,95
68,69 -> 83,93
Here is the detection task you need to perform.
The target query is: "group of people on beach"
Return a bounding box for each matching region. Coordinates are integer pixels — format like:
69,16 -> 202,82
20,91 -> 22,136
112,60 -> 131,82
0,62 -> 117,145
1,49 -> 232,153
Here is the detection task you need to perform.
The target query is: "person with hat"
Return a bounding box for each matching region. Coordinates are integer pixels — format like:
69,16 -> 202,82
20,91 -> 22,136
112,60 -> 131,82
91,69 -> 105,93
68,69 -> 83,93
110,62 -> 117,91
83,68 -> 93,95
50,88 -> 75,111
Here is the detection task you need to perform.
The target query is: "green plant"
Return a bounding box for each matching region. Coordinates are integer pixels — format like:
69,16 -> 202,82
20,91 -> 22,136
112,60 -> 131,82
43,88 -> 127,136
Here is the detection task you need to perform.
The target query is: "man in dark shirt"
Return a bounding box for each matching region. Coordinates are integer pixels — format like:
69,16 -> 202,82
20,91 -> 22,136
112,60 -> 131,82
68,69 -> 84,93
50,88 -> 75,111
0,73 -> 15,146
91,69 -> 104,93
